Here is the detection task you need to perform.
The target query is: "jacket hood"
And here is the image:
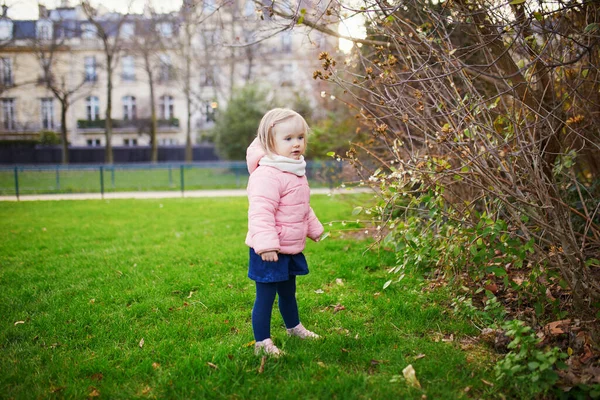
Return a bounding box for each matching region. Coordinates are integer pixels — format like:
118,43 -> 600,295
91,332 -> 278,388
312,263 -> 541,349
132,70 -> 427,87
246,138 -> 266,174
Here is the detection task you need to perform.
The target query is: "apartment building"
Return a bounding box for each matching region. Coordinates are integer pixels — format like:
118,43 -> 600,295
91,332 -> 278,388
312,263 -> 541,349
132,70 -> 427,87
0,0 -> 336,148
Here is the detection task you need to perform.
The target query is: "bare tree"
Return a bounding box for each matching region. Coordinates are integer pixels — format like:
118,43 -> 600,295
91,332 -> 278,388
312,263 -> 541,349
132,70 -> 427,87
32,18 -> 94,164
275,0 -> 600,318
81,0 -> 132,164
128,9 -> 168,163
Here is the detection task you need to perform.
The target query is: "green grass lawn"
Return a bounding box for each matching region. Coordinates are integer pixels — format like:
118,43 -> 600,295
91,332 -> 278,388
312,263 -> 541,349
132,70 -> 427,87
0,195 -> 497,399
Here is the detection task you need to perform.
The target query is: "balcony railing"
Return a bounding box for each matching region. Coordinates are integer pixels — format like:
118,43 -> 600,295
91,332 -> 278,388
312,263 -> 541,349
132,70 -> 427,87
77,118 -> 180,130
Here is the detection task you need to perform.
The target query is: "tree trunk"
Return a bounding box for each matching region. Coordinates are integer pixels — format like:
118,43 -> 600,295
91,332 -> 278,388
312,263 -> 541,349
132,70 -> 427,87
185,96 -> 192,162
149,78 -> 158,163
105,57 -> 114,164
60,98 -> 69,164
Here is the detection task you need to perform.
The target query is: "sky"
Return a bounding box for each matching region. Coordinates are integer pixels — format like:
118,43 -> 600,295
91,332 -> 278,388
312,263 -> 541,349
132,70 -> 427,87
5,0 -> 366,52
5,0 -> 181,20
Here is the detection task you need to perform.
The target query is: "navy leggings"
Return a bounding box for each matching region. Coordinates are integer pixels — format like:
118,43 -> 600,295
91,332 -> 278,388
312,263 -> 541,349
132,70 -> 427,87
252,276 -> 300,341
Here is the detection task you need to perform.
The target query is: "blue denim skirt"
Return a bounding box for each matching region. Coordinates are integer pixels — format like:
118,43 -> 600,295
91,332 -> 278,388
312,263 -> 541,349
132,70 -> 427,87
248,248 -> 309,283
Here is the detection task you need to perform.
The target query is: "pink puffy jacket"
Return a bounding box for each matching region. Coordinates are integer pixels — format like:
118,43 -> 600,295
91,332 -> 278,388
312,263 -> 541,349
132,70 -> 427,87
245,138 -> 324,255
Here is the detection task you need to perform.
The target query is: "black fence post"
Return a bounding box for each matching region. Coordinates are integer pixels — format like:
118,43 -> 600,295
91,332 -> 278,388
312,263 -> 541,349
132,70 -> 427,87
180,164 -> 185,197
55,166 -> 60,191
168,164 -> 173,187
100,166 -> 104,199
14,166 -> 19,201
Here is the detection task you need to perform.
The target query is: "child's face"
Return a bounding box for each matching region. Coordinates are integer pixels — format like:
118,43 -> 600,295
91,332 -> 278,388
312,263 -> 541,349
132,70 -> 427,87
272,118 -> 306,160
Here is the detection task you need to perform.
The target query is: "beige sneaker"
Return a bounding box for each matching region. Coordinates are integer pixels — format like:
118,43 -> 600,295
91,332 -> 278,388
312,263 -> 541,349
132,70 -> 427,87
287,323 -> 320,339
254,338 -> 283,357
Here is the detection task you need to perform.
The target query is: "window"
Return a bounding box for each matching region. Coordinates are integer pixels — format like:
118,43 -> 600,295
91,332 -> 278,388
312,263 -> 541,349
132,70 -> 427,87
123,138 -> 137,146
281,31 -> 292,53
81,23 -> 97,39
86,96 -> 100,121
87,138 -> 101,146
203,29 -> 219,48
0,58 -> 12,86
159,95 -> 174,120
204,101 -> 216,122
37,20 -> 53,40
157,22 -> 173,38
122,56 -> 135,81
1,98 -> 15,130
158,54 -> 172,81
159,138 -> 177,145
121,22 -> 135,39
41,98 -> 54,130
200,66 -> 216,86
122,96 -> 136,120
84,56 -> 97,82
0,20 -> 13,41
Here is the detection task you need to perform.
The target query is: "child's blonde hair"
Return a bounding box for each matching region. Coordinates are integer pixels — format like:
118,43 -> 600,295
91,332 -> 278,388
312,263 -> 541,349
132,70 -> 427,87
257,108 -> 309,154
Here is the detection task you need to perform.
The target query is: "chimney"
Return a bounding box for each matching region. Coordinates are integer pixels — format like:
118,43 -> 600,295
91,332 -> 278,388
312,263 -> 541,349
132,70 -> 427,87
38,4 -> 49,19
1,5 -> 7,18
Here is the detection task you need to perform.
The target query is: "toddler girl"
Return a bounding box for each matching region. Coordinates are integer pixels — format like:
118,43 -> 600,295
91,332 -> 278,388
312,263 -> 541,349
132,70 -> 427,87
245,108 -> 324,357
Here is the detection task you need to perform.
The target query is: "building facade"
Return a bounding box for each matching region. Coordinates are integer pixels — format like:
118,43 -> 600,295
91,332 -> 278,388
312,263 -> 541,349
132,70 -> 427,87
0,0 -> 336,150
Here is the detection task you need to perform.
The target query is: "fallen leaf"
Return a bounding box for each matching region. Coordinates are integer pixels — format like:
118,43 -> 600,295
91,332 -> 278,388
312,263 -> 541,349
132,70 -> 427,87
481,379 -> 494,387
152,362 -> 160,369
317,361 -> 326,368
335,278 -> 344,286
89,373 -> 103,381
544,319 -> 572,336
333,304 -> 346,313
314,289 -> 325,294
14,321 -> 25,326
139,338 -> 144,348
414,354 -> 426,360
88,387 -> 100,397
243,340 -> 256,348
187,291 -> 195,299
341,348 -> 350,353
89,299 -> 95,304
50,386 -> 66,393
207,362 -> 218,369
258,356 -> 266,374
402,364 -> 421,389
141,386 -> 152,395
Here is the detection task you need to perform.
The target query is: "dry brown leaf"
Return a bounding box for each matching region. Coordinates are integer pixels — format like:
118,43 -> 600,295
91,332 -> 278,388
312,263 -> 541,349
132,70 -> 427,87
14,321 -> 25,326
141,386 -> 152,395
414,354 -> 426,360
317,361 -> 327,368
333,304 -> 346,313
187,291 -> 194,299
89,373 -> 103,381
152,362 -> 160,369
139,338 -> 144,348
402,364 -> 421,389
543,319 -> 572,336
243,340 -> 256,348
335,278 -> 344,286
88,387 -> 100,397
207,362 -> 218,369
481,379 -> 494,387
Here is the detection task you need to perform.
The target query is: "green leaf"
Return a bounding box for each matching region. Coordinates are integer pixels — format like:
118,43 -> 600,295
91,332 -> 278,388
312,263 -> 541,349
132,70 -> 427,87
383,280 -> 392,290
326,151 -> 335,157
582,69 -> 589,78
584,23 -> 599,34
352,206 -> 363,216
487,266 -> 507,277
533,11 -> 543,21
386,15 -> 395,22
509,0 -> 526,4
585,258 -> 599,267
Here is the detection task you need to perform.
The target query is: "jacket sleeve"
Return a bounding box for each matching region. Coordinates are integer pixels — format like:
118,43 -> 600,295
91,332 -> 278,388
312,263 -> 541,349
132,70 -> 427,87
307,206 -> 324,241
247,171 -> 281,254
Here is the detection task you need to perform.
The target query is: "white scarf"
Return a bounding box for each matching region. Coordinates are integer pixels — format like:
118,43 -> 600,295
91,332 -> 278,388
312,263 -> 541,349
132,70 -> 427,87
259,155 -> 306,176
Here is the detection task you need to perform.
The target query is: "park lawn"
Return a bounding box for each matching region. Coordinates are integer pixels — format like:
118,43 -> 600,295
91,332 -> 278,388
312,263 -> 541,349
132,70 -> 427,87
0,195 -> 498,399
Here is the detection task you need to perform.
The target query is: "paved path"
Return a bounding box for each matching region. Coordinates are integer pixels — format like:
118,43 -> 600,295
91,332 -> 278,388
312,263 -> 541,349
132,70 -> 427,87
0,187 -> 372,202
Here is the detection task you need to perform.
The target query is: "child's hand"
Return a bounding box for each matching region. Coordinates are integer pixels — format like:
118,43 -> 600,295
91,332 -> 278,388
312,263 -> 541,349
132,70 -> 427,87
260,251 -> 279,262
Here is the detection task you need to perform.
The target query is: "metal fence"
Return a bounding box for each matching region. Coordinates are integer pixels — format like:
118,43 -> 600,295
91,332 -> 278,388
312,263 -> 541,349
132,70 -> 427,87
0,161 -> 344,199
